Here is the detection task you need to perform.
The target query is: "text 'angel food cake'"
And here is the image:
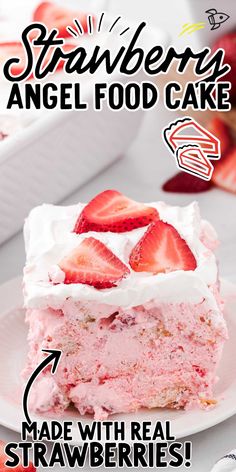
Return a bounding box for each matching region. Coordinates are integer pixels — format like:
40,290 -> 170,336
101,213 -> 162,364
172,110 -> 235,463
23,190 -> 228,420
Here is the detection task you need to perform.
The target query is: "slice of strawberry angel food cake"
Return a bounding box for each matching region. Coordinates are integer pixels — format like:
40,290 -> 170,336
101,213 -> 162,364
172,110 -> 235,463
23,190 -> 227,420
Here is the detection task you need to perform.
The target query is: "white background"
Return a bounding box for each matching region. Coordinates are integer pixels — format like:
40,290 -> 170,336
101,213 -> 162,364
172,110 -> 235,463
0,1 -> 236,471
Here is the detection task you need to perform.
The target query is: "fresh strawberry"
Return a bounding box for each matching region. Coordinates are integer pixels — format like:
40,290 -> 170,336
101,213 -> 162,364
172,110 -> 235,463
59,237 -> 130,288
74,190 -> 159,234
0,440 -> 36,471
0,41 -> 75,78
33,2 -> 91,38
162,172 -> 212,193
212,146 -> 236,194
207,117 -> 232,156
33,1 -> 53,23
212,32 -> 236,104
129,220 -> 197,274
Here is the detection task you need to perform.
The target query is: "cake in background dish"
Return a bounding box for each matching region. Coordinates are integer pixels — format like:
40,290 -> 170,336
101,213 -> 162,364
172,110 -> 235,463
22,190 -> 227,419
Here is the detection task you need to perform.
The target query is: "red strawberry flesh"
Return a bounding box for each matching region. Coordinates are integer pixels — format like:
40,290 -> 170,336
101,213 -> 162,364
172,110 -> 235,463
207,117 -> 232,156
212,146 -> 236,194
129,220 -> 197,274
163,172 -> 212,193
59,237 -> 130,288
74,190 -> 159,234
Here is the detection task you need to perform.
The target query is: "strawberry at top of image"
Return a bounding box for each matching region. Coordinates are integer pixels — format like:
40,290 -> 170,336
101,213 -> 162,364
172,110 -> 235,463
0,440 -> 36,471
212,31 -> 236,104
129,220 -> 197,274
74,190 -> 159,234
0,1 -> 95,78
33,2 -> 93,38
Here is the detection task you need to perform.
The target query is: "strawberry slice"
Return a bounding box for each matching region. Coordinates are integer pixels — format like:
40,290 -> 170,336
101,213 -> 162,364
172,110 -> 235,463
74,190 -> 159,234
0,41 -> 75,78
0,440 -> 36,471
212,32 -> 236,105
59,237 -> 130,288
33,2 -> 91,38
162,172 -> 212,193
207,117 -> 232,156
129,220 -> 197,274
212,147 -> 236,194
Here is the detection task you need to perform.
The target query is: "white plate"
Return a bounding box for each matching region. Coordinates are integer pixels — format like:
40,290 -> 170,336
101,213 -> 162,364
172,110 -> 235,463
0,276 -> 236,441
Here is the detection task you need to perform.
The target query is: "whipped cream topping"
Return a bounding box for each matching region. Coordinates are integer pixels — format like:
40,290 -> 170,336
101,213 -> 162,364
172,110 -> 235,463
23,201 -> 219,309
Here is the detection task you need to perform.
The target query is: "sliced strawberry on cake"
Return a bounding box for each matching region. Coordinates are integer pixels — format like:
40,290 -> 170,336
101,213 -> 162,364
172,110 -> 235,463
212,147 -> 236,194
0,440 -> 36,471
74,190 -> 159,233
59,237 -> 130,288
130,220 -> 197,273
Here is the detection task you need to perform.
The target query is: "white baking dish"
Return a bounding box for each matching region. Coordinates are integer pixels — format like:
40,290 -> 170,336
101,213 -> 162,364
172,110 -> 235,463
0,16 -> 168,245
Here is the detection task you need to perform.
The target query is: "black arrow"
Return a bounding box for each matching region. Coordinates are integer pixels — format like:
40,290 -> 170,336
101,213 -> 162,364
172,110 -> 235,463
23,349 -> 62,425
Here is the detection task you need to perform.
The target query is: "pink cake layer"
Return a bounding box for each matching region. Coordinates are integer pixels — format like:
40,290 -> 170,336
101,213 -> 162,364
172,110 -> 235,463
23,286 -> 227,420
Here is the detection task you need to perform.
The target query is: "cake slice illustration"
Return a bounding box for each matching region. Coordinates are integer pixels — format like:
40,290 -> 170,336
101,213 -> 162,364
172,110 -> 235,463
164,117 -> 220,159
176,144 -> 214,180
163,117 -> 221,180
